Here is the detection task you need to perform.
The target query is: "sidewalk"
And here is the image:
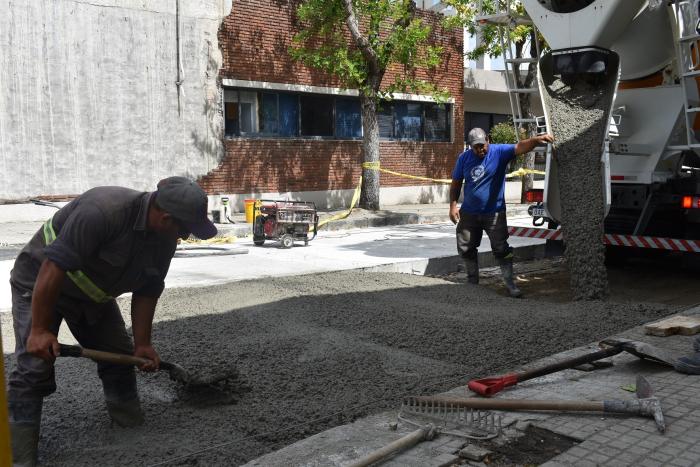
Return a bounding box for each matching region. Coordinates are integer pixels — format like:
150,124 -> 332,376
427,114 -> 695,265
245,308 -> 700,467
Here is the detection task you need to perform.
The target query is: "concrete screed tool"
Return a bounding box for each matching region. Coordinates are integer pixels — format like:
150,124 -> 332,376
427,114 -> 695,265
409,375 -> 665,433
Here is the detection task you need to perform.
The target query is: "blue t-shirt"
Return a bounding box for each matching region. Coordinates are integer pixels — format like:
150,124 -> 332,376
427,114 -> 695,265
451,143 -> 516,214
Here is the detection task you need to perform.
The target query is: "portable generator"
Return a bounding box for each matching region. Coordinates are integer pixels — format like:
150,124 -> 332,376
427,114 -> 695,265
252,200 -> 319,248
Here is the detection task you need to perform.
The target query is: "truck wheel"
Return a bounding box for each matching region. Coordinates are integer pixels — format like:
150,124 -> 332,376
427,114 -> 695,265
280,234 -> 294,249
253,237 -> 265,246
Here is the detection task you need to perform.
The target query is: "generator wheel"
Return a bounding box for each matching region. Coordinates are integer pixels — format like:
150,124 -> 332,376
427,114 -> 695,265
280,234 -> 294,249
253,217 -> 266,246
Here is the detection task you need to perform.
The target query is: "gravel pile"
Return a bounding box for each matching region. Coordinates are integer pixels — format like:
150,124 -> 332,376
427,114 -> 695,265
542,71 -> 617,300
2,271 -> 671,466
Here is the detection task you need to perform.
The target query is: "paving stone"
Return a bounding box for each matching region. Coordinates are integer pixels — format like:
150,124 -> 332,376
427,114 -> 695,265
458,445 -> 491,462
669,458 -> 697,467
584,452 -> 610,464
649,451 -> 674,463
428,453 -> 461,467
639,458 -> 665,467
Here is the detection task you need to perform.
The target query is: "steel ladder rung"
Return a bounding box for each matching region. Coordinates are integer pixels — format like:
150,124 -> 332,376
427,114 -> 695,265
505,57 -> 538,64
667,144 -> 700,150
508,87 -> 538,94
680,34 -> 700,42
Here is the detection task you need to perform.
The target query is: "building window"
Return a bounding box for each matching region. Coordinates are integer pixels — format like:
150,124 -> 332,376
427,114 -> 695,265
336,98 -> 362,139
464,111 -> 510,139
224,88 -> 451,142
300,94 -> 334,137
424,103 -> 450,141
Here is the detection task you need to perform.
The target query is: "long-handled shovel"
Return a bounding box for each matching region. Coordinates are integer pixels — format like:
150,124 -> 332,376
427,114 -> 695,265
58,344 -> 193,386
468,345 -> 623,397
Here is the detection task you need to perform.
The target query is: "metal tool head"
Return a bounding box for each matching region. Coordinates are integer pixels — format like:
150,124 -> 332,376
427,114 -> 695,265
400,397 -> 502,440
599,338 -> 678,368
636,375 -> 665,433
160,361 -> 192,385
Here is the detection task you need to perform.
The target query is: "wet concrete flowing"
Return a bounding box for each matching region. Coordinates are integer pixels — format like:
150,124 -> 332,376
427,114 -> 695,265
2,271 -> 671,466
542,77 -> 613,300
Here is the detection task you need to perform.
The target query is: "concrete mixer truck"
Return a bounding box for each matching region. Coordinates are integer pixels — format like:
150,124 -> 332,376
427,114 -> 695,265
484,0 -> 700,256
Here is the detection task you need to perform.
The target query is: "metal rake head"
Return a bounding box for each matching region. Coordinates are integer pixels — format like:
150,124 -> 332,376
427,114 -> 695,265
400,397 -> 502,440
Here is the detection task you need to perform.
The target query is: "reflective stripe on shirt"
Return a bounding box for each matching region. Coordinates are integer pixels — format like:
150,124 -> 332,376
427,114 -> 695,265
43,218 -> 113,304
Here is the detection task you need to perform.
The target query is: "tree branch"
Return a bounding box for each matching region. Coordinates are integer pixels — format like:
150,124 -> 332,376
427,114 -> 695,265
342,0 -> 379,72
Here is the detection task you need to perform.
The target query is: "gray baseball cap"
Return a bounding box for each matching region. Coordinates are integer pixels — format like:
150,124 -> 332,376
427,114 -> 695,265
467,127 -> 488,147
156,176 -> 217,239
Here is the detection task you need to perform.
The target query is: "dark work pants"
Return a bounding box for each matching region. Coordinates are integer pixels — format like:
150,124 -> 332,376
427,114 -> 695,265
456,210 -> 512,260
8,282 -> 136,402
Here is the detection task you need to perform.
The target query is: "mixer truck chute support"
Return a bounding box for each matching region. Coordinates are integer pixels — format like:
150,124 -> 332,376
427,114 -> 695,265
481,0 -> 700,249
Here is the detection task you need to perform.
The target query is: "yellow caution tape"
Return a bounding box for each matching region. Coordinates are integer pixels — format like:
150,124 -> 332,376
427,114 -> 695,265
312,176 -> 363,232
361,161 -> 451,184
180,235 -> 238,244
506,167 -> 545,178
311,163 -> 545,231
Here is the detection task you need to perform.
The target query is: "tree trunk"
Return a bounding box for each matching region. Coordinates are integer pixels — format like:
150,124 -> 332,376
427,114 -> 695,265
359,92 -> 380,210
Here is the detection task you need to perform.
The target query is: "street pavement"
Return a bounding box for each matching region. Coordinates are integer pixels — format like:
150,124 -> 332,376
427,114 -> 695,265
0,203 -> 541,314
2,200 -> 698,466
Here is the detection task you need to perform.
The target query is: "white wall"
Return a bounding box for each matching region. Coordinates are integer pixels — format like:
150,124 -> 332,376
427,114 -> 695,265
0,0 -> 232,200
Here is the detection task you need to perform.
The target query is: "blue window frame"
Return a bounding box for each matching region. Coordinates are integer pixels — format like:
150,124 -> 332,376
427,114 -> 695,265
336,98 -> 362,139
224,88 -> 451,142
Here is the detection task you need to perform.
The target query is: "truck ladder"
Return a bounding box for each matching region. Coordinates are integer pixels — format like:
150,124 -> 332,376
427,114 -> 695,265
669,0 -> 700,150
475,0 -> 541,141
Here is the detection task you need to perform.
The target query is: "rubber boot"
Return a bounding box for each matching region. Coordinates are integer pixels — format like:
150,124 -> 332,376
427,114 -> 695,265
498,258 -> 523,298
105,398 -> 145,427
102,374 -> 144,428
675,336 -> 700,375
9,400 -> 42,467
464,257 -> 479,285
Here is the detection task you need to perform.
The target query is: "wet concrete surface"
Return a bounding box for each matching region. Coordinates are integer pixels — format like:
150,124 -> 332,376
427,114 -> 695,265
2,270 -> 672,466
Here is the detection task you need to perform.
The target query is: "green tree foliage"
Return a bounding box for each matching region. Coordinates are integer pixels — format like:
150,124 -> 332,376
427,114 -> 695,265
290,0 -> 450,210
489,121 -> 517,144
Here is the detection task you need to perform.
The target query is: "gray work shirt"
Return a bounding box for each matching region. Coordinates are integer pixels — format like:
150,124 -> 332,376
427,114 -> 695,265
10,187 -> 177,304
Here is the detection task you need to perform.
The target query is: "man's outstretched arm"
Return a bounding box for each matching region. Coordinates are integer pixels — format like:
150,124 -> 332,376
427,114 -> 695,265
514,134 -> 554,156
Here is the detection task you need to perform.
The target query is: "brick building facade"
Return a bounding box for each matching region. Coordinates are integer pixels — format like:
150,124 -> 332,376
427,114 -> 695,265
198,0 -> 464,209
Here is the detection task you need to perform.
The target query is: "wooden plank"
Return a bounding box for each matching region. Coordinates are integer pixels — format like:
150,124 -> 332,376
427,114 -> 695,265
644,315 -> 700,336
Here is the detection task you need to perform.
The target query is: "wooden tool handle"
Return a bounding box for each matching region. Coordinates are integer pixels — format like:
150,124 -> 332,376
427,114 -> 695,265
518,346 -> 622,382
59,344 -> 151,367
348,424 -> 436,467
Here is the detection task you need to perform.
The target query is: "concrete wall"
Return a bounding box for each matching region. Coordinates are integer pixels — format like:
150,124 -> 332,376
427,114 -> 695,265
0,0 -> 232,200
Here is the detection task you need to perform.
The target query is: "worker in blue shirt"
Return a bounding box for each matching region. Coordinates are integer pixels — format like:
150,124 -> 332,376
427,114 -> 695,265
450,128 -> 554,297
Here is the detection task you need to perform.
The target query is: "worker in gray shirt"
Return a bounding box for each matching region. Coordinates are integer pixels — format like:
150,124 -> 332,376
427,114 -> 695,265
7,176 -> 217,466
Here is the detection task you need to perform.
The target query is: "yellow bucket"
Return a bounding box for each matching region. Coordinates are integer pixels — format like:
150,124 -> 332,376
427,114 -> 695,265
244,199 -> 256,223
